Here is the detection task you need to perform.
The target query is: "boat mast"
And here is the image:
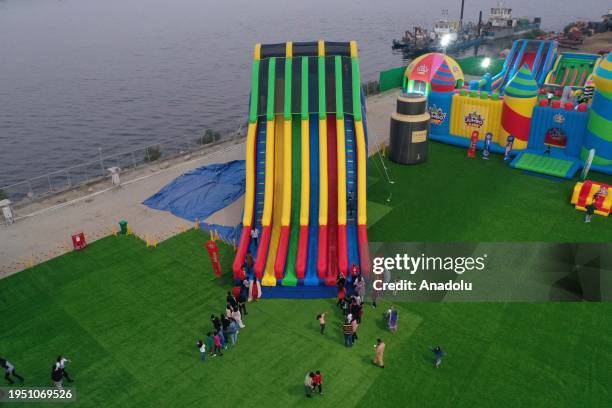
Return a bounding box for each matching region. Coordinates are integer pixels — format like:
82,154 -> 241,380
459,0 -> 465,29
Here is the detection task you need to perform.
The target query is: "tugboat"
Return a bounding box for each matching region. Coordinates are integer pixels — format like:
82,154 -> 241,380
392,2 -> 484,56
481,2 -> 541,40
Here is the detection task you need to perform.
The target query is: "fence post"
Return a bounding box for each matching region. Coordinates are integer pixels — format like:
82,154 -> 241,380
99,147 -> 104,176
47,175 -> 52,194
27,180 -> 34,198
131,151 -> 137,169
66,170 -> 71,188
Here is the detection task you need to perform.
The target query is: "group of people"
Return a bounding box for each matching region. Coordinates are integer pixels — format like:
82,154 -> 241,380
2,355 -> 74,389
196,291 -> 247,361
304,370 -> 323,398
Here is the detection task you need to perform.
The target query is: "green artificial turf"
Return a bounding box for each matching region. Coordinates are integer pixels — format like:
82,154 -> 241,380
1,142 -> 611,407
367,143 -> 612,242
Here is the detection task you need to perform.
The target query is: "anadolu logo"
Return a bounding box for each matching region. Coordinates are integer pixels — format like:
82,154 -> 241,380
553,113 -> 565,124
464,111 -> 484,128
429,105 -> 447,125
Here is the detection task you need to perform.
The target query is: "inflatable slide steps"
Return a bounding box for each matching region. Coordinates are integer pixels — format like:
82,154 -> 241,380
511,152 -> 581,179
571,181 -> 611,216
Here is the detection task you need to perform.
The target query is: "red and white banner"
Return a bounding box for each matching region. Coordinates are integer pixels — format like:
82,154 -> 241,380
206,240 -> 222,278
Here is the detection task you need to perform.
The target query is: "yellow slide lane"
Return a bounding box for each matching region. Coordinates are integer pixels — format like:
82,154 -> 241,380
318,118 -> 328,224
299,119 -> 310,225
241,122 -> 258,226
355,120 -> 367,225
281,118 -> 292,226
263,117 -> 285,286
336,118 -> 347,225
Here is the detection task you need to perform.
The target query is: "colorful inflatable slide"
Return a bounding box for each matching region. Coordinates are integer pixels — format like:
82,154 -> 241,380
490,39 -> 557,92
232,41 -> 370,297
545,52 -> 601,88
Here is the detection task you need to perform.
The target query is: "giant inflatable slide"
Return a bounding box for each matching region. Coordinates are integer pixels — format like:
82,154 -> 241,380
232,41 -> 370,297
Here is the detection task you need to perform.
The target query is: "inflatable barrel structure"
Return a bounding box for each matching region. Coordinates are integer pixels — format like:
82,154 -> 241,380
389,93 -> 430,164
501,64 -> 538,150
582,53 -> 612,169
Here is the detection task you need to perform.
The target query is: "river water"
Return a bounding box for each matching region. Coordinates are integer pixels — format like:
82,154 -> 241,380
0,0 -> 606,187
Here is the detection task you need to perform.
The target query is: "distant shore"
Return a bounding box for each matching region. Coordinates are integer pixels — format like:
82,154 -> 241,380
561,31 -> 612,53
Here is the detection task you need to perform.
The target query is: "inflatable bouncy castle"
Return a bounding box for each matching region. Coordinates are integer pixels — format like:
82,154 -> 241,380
232,41 -> 370,298
410,40 -> 612,179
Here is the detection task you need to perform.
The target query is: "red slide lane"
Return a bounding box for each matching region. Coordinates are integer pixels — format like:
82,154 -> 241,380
253,227 -> 271,279
317,224 -> 328,278
233,226 -> 252,278
521,52 -> 536,72
295,226 -> 308,279
326,116 -> 338,286
357,225 -> 371,277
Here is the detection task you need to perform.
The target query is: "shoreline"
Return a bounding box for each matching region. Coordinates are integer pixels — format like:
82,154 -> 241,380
0,91 -> 397,279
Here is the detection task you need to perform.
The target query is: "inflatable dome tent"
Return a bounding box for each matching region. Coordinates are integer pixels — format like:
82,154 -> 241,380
403,53 -> 464,95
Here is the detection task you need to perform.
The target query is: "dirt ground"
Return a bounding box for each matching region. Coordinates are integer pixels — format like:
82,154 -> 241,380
566,31 -> 612,53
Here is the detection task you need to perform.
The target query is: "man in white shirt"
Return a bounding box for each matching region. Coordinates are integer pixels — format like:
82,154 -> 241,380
250,228 -> 259,247
55,356 -> 74,383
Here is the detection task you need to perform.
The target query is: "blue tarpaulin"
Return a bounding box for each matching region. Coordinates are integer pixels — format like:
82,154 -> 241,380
200,222 -> 242,245
143,160 -> 245,222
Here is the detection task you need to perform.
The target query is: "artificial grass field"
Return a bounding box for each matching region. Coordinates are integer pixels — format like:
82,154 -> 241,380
1,143 -> 611,407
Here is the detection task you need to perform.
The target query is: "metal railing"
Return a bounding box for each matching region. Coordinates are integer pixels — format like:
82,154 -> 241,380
0,121 -> 247,207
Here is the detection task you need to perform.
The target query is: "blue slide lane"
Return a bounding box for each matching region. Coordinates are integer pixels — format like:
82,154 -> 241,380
305,115 -> 322,286
344,116 -> 360,283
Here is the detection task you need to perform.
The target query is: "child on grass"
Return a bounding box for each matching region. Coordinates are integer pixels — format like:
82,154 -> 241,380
313,370 -> 323,395
196,340 -> 206,361
317,312 -> 327,335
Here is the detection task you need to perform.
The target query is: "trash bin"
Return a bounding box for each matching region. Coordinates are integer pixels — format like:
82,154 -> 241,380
119,220 -> 128,235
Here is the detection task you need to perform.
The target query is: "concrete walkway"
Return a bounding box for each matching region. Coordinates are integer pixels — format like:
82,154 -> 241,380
0,91 -> 397,278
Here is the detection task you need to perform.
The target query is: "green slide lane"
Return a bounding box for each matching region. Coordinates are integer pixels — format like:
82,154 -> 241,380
281,115 -> 301,286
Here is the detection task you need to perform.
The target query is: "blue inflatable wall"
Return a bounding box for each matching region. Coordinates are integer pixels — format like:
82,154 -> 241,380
427,91 -> 453,136
527,106 -> 588,157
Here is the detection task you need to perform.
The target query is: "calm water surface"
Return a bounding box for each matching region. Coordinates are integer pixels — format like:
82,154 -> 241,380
0,0 -> 607,186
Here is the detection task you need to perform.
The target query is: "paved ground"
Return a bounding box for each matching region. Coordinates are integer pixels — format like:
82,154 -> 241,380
0,91 -> 398,277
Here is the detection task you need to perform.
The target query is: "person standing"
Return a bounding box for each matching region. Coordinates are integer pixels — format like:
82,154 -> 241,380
237,292 -> 248,316
342,318 -> 354,347
313,370 -> 323,395
373,338 -> 385,368
220,314 -> 231,349
304,372 -> 315,398
585,198 -> 596,223
226,291 -> 238,310
213,332 -> 223,356
231,305 -> 245,329
250,228 -> 259,247
227,318 -> 239,345
196,340 -> 207,362
55,356 -> 74,383
354,274 -> 366,300
317,312 -> 327,335
386,306 -> 398,333
1,357 -> 24,384
206,332 -> 216,357
51,364 -> 64,389
431,346 -> 446,368
351,316 -> 359,343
